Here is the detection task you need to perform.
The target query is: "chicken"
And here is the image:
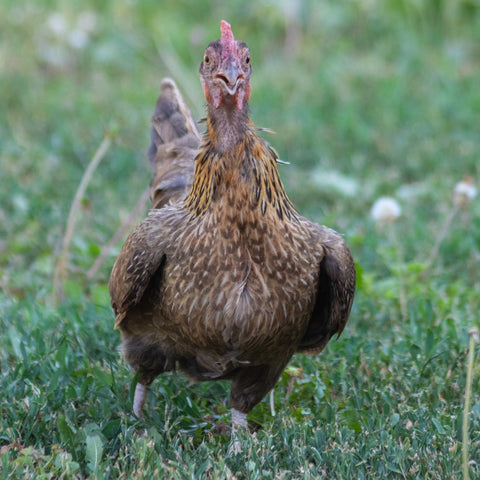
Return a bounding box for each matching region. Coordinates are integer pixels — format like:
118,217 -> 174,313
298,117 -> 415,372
109,21 -> 355,436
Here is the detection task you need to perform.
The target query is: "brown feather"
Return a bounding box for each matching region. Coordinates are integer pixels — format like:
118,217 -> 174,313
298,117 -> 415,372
148,79 -> 200,209
109,26 -> 355,419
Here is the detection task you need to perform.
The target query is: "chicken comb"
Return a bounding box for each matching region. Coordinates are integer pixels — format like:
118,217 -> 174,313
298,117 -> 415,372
220,20 -> 236,59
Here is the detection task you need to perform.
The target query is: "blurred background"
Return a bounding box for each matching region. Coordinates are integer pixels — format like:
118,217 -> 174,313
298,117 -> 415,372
1,0 -> 479,298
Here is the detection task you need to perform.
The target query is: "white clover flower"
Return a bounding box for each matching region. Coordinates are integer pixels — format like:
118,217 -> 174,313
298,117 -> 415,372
68,29 -> 89,49
311,169 -> 359,197
40,10 -> 94,65
453,176 -> 477,207
370,197 -> 402,224
469,327 -> 479,343
47,12 -> 68,37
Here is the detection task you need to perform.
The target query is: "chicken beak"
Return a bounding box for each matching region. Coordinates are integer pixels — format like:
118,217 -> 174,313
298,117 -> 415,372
216,62 -> 243,95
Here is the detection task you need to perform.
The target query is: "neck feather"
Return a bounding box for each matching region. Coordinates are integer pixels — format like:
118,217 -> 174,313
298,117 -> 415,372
205,102 -> 250,150
184,110 -> 297,222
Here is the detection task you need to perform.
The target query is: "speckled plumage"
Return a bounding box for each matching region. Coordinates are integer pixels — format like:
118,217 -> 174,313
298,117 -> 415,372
109,22 -> 355,424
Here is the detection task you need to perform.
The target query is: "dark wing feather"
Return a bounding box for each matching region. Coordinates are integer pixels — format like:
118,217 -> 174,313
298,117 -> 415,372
109,214 -> 167,329
298,226 -> 356,354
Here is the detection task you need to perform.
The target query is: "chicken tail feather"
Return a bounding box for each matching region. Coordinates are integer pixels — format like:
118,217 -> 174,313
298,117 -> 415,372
148,78 -> 201,209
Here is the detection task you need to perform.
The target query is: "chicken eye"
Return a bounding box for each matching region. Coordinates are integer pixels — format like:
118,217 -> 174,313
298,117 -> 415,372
204,55 -> 210,65
245,56 -> 250,65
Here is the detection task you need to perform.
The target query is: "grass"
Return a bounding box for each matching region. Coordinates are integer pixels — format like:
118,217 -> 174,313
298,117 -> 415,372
1,0 -> 479,478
